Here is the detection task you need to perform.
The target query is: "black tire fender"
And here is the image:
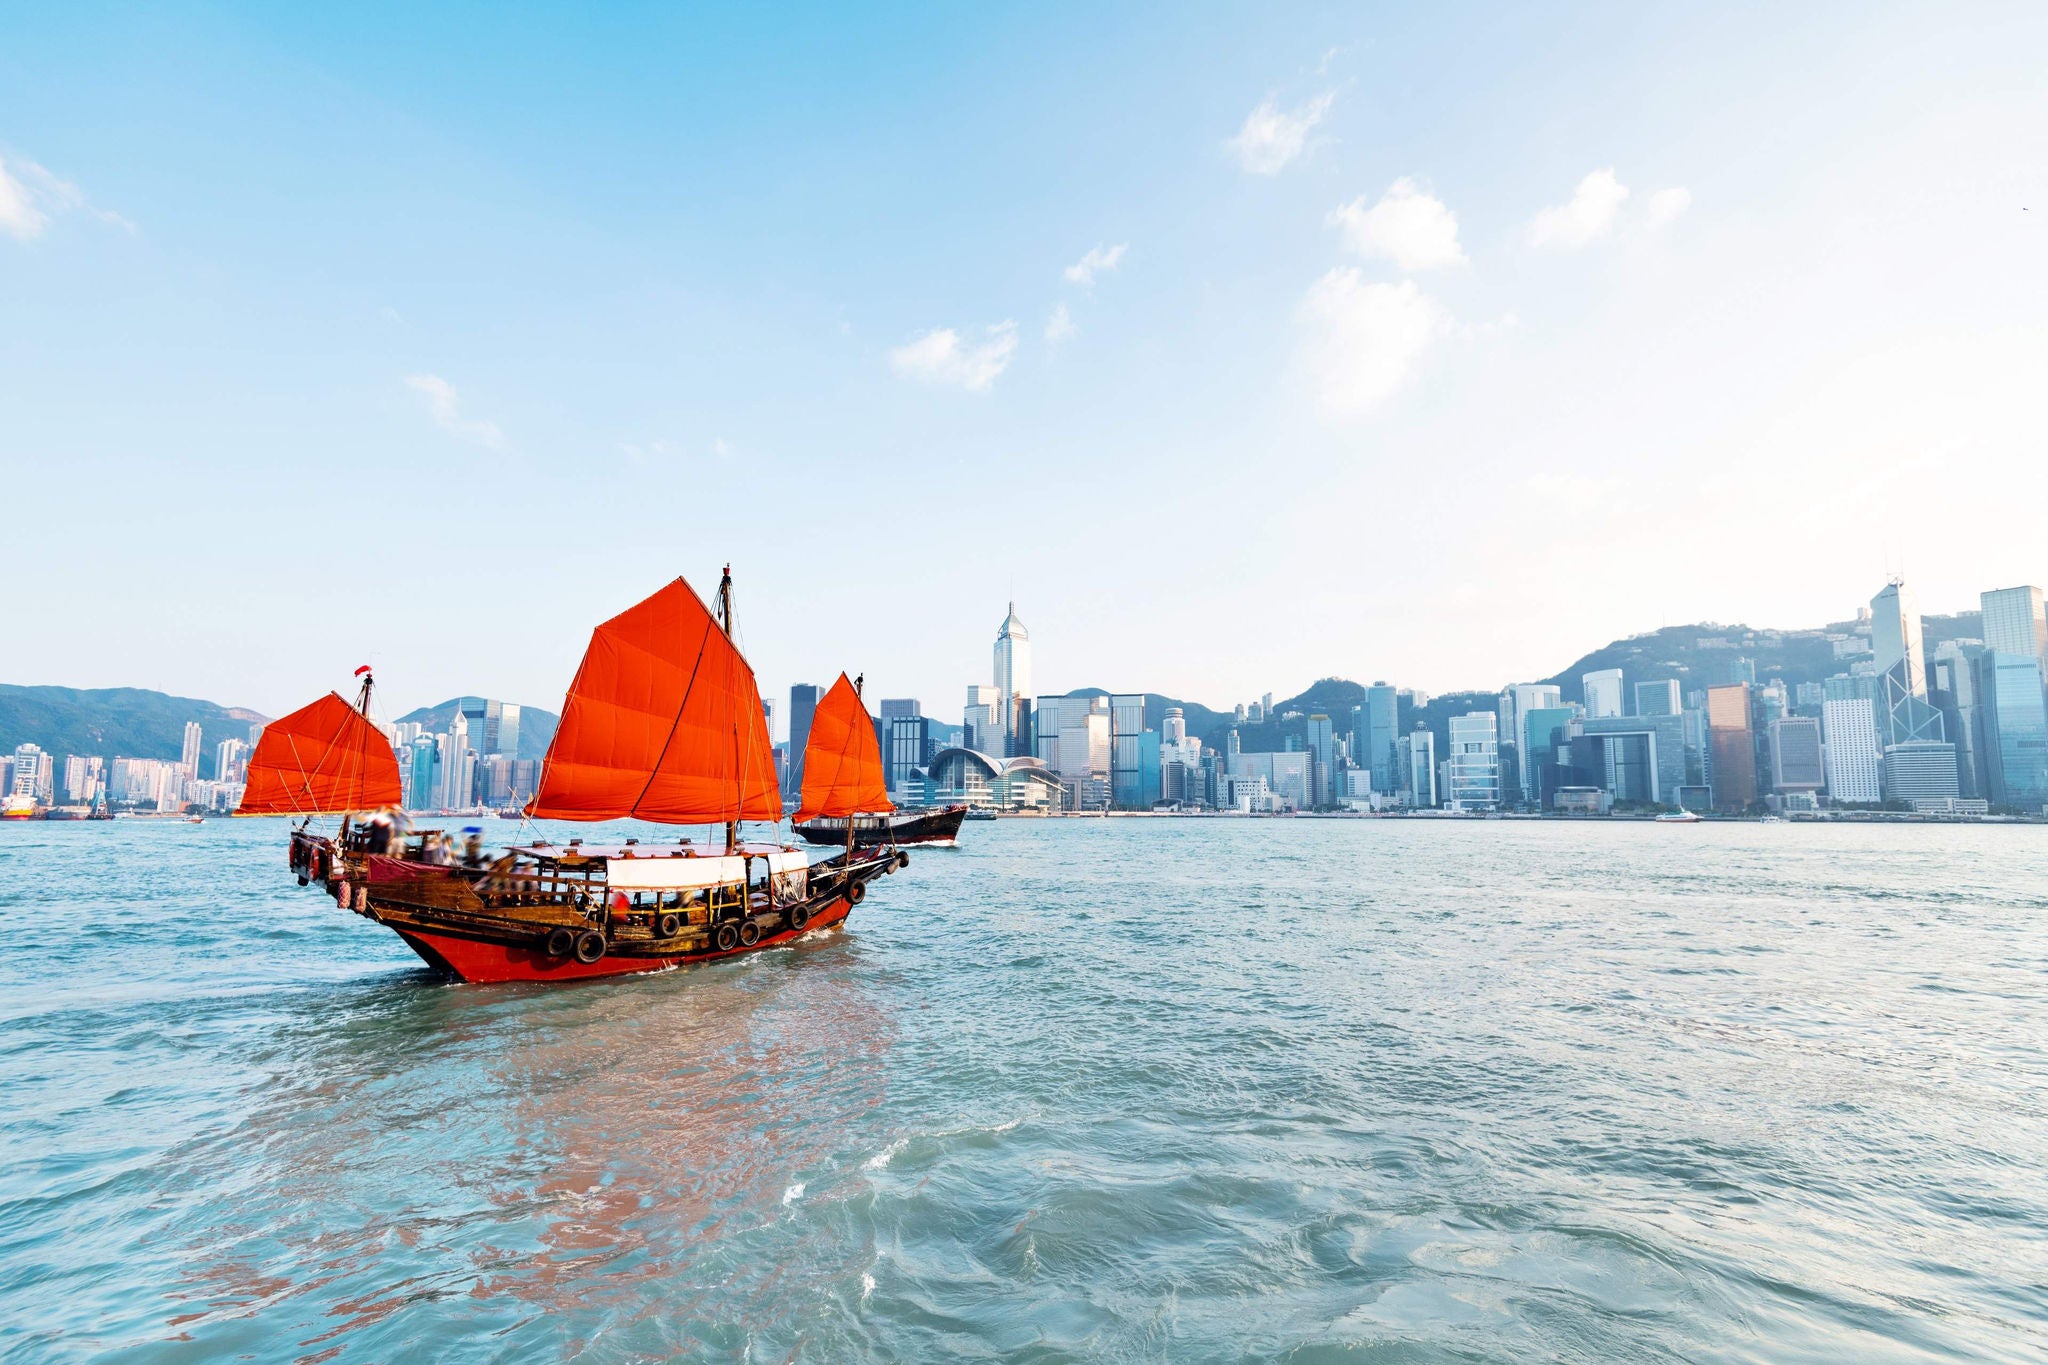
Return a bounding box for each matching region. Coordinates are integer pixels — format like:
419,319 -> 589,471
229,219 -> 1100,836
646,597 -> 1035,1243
713,921 -> 740,953
656,911 -> 683,939
544,927 -> 576,958
738,920 -> 761,947
896,851 -> 911,870
573,929 -> 607,964
847,881 -> 866,905
788,903 -> 811,932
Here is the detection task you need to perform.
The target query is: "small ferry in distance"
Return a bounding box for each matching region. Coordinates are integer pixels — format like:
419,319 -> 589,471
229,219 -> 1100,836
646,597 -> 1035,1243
1,793 -> 37,820
1655,808 -> 1703,823
240,570 -> 911,985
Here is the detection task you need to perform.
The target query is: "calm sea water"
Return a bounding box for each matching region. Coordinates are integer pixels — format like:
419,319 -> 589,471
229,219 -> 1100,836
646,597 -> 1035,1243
2,816 -> 2045,1362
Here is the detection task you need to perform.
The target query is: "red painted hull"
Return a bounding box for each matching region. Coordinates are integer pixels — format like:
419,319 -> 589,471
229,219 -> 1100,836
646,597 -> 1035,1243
389,895 -> 857,985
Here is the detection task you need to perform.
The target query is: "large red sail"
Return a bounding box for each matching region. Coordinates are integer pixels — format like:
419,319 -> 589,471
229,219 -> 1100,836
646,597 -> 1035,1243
236,693 -> 402,815
527,577 -> 780,823
794,673 -> 893,824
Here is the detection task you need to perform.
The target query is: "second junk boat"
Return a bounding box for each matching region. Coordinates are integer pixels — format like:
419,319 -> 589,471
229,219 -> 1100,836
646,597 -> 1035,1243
246,569 -> 909,984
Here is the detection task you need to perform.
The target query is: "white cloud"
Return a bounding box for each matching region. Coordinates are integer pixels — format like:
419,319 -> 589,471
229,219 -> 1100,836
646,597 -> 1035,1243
1647,186 -> 1692,228
888,321 -> 1018,392
1296,269 -> 1449,414
1063,242 -> 1127,286
1329,178 -> 1467,271
0,154 -> 133,241
0,160 -> 49,241
1531,168 -> 1630,248
404,374 -> 505,449
1045,302 -> 1077,345
1225,92 -> 1334,175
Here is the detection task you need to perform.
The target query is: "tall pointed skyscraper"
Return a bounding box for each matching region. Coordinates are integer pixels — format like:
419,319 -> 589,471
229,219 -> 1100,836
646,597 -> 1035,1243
994,602 -> 1032,758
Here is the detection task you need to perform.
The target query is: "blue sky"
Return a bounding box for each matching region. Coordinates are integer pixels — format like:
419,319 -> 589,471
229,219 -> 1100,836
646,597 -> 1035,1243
5,2 -> 2045,729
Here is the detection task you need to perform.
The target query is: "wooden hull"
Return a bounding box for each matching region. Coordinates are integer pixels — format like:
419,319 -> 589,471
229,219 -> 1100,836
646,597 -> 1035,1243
794,803 -> 968,848
390,894 -> 855,984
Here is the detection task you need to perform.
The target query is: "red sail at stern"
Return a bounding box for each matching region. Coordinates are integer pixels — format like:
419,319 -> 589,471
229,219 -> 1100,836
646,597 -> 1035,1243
526,577 -> 780,823
236,693 -> 402,816
793,672 -> 893,824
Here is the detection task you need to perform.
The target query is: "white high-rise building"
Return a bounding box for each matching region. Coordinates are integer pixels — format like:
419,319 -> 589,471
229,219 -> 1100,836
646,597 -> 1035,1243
1871,580 -> 1927,699
1822,698 -> 1882,803
1981,585 -> 2048,674
438,714 -> 470,809
1446,712 -> 1500,809
1506,683 -> 1563,796
1408,730 -> 1437,807
181,721 -> 203,778
214,738 -> 249,786
1582,669 -> 1624,720
994,603 -> 1032,759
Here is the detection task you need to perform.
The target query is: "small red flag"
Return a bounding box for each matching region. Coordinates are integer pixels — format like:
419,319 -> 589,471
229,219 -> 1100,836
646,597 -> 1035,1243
354,665 -> 373,676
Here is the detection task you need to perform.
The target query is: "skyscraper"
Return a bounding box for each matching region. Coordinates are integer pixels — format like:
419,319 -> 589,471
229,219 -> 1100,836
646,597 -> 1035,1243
1769,717 -> 1825,793
1506,683 -> 1563,797
181,721 -> 203,778
1980,585 -> 2048,673
1362,683 -> 1399,796
1110,694 -> 1149,810
1446,712 -> 1499,810
1305,713 -> 1335,807
1822,698 -> 1882,803
1706,683 -> 1756,812
994,603 -> 1032,758
1407,730 -> 1437,807
1634,679 -> 1682,717
787,683 -> 821,796
1582,669 -> 1624,719
1979,649 -> 2048,810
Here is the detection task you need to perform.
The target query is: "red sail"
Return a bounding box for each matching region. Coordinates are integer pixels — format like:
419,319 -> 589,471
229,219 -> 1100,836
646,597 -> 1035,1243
527,577 -> 780,823
794,673 -> 893,824
236,693 -> 402,815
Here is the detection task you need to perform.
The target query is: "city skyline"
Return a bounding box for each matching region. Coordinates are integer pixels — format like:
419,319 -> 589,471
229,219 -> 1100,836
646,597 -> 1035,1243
5,4 -> 2046,717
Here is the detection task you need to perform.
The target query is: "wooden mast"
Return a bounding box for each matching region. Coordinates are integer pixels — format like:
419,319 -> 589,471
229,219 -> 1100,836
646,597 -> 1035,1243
342,667 -> 374,840
848,673 -> 863,863
718,566 -> 739,855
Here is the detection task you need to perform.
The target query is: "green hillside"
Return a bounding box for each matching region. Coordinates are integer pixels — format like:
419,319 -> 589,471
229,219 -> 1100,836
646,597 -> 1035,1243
0,685 -> 268,780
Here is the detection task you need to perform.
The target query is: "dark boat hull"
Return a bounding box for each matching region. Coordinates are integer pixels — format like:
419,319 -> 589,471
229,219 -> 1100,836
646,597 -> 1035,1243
793,804 -> 968,848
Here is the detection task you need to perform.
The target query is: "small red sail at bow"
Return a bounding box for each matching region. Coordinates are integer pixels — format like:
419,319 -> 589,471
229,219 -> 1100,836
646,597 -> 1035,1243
236,693 -> 402,815
794,673 -> 893,824
527,577 -> 781,823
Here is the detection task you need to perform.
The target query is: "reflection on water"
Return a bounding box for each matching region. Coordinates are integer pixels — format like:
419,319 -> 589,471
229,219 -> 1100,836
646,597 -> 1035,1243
2,815 -> 2045,1361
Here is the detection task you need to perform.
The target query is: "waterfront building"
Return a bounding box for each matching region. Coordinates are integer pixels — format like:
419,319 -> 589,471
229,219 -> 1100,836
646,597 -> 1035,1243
1979,650 -> 2048,810
1110,694 -> 1150,810
1981,585 -> 2048,671
886,713 -> 933,794
1359,683 -> 1400,796
1871,579 -> 1945,749
214,737 -> 248,786
456,698 -> 503,756
438,714 -> 470,808
1706,683 -> 1756,812
1634,679 -> 1682,718
1407,729 -> 1437,807
1583,669 -> 1624,720
1521,705 -> 1579,806
1227,751 -> 1312,810
10,744 -> 51,801
1035,694 -> 1108,806
1579,713 -> 1687,806
1305,713 -> 1335,807
63,754 -> 104,804
994,603 -> 1032,758
1504,684 -> 1563,799
964,684 -> 1002,756
1881,741 -> 1961,804
403,736 -> 438,810
181,721 -> 202,778
786,683 -> 821,796
1446,712 -> 1499,810
923,748 -> 1064,812
1769,716 -> 1825,793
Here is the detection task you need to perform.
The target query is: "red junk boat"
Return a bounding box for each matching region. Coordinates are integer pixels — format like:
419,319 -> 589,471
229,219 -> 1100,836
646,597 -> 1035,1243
239,570 -> 908,984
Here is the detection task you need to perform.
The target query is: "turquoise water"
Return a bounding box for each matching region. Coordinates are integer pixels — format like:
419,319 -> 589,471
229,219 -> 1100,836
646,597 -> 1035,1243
2,816 -> 2045,1362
